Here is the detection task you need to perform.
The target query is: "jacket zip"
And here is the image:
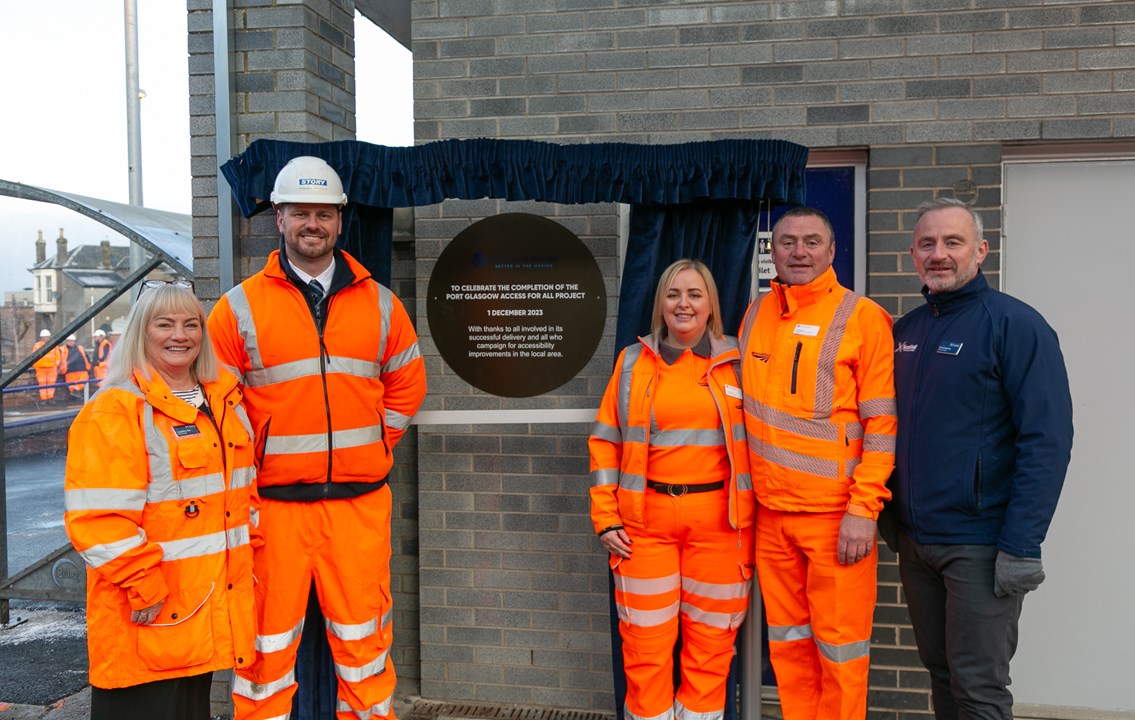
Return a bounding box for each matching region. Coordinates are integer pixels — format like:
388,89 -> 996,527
790,341 -> 802,394
307,287 -> 334,496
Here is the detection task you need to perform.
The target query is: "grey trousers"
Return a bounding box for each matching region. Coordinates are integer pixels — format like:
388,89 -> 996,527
897,532 -> 1025,720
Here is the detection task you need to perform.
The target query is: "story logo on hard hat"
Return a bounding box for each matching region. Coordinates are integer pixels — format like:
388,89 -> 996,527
298,178 -> 329,187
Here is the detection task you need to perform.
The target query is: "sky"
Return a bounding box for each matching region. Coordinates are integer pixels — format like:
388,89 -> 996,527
0,1 -> 412,295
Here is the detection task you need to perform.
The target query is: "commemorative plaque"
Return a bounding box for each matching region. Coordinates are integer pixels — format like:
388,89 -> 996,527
426,213 -> 607,397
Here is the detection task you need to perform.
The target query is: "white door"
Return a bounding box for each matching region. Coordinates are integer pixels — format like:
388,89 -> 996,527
1003,158 -> 1135,714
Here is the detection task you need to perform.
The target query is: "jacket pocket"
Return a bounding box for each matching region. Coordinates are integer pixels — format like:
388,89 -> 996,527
136,582 -> 215,672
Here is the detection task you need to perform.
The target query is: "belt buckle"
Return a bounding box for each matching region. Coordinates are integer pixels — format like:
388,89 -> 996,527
667,483 -> 687,497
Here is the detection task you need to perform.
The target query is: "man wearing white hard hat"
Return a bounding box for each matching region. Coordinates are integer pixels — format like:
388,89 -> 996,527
91,329 -> 113,387
60,333 -> 92,401
209,156 -> 426,720
31,329 -> 62,401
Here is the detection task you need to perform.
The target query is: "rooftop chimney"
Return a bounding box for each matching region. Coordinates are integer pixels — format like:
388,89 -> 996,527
101,239 -> 112,269
56,228 -> 68,265
35,229 -> 45,264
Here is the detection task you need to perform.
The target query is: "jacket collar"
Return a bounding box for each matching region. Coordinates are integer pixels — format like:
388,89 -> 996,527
922,269 -> 989,315
639,331 -> 739,364
131,367 -> 240,423
268,241 -> 371,296
770,265 -> 841,314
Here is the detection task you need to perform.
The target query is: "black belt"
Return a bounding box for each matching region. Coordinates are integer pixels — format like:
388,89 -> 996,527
646,480 -> 725,497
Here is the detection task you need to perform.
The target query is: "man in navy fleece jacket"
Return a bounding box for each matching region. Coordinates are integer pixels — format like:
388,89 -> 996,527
887,197 -> 1073,720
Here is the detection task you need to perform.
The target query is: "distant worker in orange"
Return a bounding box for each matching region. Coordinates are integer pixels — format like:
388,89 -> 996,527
60,334 -> 93,401
93,328 -> 113,386
590,259 -> 755,720
739,207 -> 896,720
31,329 -> 62,400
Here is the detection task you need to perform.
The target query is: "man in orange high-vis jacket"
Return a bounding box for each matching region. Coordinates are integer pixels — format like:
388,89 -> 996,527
31,329 -> 62,400
208,156 -> 426,720
60,334 -> 93,399
739,207 -> 896,720
92,329 -> 113,385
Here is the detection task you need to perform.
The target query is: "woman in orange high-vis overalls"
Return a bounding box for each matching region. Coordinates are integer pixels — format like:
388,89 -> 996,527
590,259 -> 755,720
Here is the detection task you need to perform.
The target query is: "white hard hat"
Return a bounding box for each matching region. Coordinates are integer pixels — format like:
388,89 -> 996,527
94,329 -> 106,337
39,329 -> 50,338
67,334 -> 77,341
270,156 -> 348,207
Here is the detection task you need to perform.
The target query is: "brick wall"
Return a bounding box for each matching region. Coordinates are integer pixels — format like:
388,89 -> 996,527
408,2 -> 1135,717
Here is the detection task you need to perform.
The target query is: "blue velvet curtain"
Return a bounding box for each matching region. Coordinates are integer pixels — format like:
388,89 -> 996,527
218,137 -> 807,720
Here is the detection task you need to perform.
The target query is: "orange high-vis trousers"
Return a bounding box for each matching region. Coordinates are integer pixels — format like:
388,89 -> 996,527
611,488 -> 754,720
756,506 -> 876,720
232,487 -> 398,720
35,368 -> 57,400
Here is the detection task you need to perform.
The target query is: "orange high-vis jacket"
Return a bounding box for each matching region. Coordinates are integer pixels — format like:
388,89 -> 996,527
589,334 -> 754,534
64,369 -> 259,689
207,249 -> 426,498
32,339 -> 61,369
739,267 -> 896,519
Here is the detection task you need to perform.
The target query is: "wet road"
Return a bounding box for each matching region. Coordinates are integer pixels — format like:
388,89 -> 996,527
4,448 -> 69,576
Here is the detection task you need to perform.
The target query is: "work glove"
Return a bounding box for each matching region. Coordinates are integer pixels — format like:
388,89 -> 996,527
993,551 -> 1045,597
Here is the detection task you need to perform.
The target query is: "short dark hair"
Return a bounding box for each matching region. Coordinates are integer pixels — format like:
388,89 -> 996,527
772,207 -> 835,245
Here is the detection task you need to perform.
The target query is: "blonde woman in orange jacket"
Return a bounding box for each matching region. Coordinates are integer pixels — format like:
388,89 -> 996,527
65,281 -> 259,720
590,259 -> 755,720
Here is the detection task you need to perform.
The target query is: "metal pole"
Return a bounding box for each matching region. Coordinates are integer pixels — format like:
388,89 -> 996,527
1,315 -> 9,625
213,0 -> 238,291
124,0 -> 147,272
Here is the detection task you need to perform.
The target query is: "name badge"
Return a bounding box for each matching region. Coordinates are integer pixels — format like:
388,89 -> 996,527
793,324 -> 820,337
725,384 -> 743,399
173,424 -> 201,437
936,341 -> 963,356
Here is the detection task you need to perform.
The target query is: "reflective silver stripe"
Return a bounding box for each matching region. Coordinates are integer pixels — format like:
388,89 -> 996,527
143,403 -> 177,501
225,284 -> 264,371
863,433 -> 895,454
227,524 -> 251,549
682,602 -> 747,630
748,435 -> 840,479
590,421 -> 621,444
813,292 -> 860,420
65,488 -> 147,512
674,699 -> 720,720
736,473 -> 753,491
230,465 -> 257,491
386,407 -> 412,431
628,705 -> 675,720
846,457 -> 861,478
79,529 -> 146,568
616,598 -> 680,627
262,425 -> 381,456
377,285 -> 394,365
616,344 -> 645,437
650,428 -> 725,448
620,473 -> 645,492
744,394 -> 840,442
682,577 -> 750,602
232,666 -> 295,701
614,571 -> 680,596
256,618 -> 305,653
816,637 -> 871,664
250,507 -> 260,529
234,403 -> 255,437
158,531 -> 227,561
738,302 -> 759,358
383,343 -> 421,374
623,426 -> 647,445
337,695 -> 393,720
768,623 -> 813,642
732,422 -> 746,442
335,646 -> 389,683
591,468 -> 619,487
247,355 -> 383,388
845,422 -> 864,441
859,397 -> 897,419
325,615 -> 378,642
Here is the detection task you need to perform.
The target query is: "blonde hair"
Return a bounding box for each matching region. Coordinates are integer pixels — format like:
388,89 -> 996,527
104,283 -> 218,387
649,259 -> 724,341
